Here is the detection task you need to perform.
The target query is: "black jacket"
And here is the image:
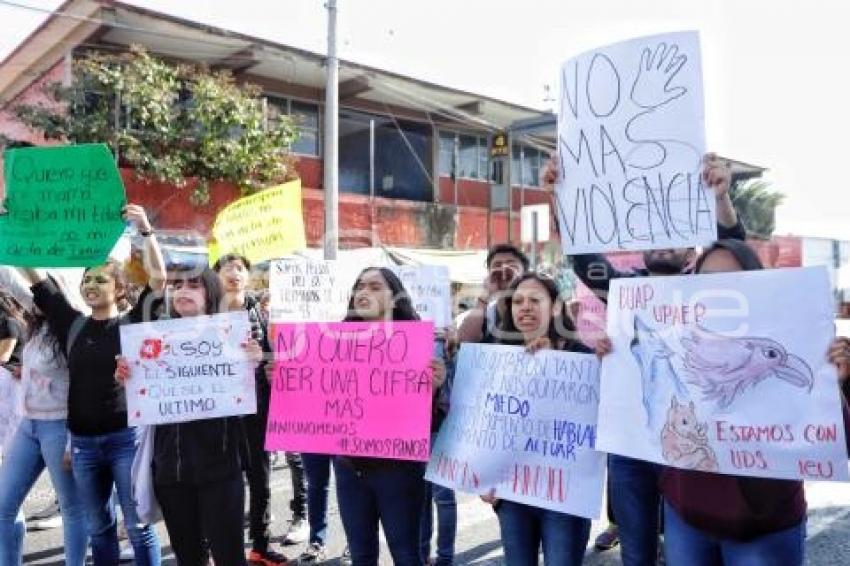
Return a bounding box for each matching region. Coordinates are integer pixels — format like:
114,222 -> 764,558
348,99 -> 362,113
153,416 -> 245,485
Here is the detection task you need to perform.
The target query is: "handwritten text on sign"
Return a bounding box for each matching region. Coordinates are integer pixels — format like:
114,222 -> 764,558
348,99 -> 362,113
426,344 -> 605,518
597,267 -> 849,481
555,31 -> 713,254
208,180 -> 307,266
0,144 -> 127,267
269,258 -> 452,327
266,321 -> 434,461
120,312 -> 257,425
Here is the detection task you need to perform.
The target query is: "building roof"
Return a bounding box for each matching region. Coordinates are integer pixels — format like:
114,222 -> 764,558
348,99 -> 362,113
0,0 -> 547,131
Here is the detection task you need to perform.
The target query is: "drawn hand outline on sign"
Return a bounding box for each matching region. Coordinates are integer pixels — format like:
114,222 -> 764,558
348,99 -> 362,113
682,325 -> 815,409
630,316 -> 690,429
630,42 -> 689,110
660,395 -> 718,471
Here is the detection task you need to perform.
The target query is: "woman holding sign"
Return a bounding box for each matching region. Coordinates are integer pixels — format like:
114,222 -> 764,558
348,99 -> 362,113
18,204 -> 165,566
116,266 -> 263,566
480,272 -> 592,566
333,267 -> 445,566
597,239 -> 850,566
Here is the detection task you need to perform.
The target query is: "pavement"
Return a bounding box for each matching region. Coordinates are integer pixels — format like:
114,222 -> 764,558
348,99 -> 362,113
19,457 -> 850,565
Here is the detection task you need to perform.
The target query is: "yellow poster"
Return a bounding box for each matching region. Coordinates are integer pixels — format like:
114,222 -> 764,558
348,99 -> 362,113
208,180 -> 306,266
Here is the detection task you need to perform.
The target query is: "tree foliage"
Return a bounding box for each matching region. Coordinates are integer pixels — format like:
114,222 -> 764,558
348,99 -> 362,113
11,45 -> 298,204
731,179 -> 786,239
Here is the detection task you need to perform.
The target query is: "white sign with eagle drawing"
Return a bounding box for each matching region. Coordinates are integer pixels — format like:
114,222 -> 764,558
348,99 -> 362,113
597,266 -> 849,481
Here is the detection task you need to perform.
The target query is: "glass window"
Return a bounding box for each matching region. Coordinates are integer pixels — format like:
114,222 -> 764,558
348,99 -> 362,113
478,137 -> 489,181
265,96 -> 320,156
438,132 -> 455,176
511,145 -> 541,187
458,134 -> 478,179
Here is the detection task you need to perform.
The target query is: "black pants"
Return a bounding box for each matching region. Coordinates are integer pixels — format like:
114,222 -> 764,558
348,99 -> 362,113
286,452 -> 307,519
245,381 -> 272,552
155,475 -> 246,566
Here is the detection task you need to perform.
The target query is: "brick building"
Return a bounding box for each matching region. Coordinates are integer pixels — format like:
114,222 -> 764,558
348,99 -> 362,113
0,0 -> 562,254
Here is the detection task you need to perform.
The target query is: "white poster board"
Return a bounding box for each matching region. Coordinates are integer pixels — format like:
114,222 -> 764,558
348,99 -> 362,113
270,258 -> 452,327
555,31 -> 713,254
597,267 -> 849,481
120,311 -> 257,425
426,344 -> 606,518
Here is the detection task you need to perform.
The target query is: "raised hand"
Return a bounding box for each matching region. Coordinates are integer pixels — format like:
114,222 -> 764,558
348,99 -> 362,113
702,153 -> 732,199
630,42 -> 689,109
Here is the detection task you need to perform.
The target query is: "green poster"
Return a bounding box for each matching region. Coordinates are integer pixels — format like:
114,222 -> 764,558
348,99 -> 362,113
0,143 -> 127,267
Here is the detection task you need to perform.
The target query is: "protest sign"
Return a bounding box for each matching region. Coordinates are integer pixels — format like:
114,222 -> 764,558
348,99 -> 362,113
555,31 -> 712,254
269,258 -> 452,327
0,367 -> 21,459
392,265 -> 452,329
597,266 -> 849,481
0,144 -> 127,267
119,311 -> 257,426
266,321 -> 434,461
426,344 -> 605,518
208,180 -> 306,266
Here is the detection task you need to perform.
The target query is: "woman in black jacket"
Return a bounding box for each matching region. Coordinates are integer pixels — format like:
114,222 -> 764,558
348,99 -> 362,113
117,267 -> 262,566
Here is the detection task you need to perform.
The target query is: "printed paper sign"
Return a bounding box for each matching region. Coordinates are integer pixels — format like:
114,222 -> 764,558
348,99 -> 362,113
266,321 -> 434,461
0,144 -> 127,267
597,267 -> 849,481
555,31 -> 713,254
208,180 -> 306,266
269,258 -> 452,327
120,312 -> 257,425
426,344 -> 606,518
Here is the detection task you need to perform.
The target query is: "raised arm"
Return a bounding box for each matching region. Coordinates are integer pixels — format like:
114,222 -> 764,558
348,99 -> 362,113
122,204 -> 166,293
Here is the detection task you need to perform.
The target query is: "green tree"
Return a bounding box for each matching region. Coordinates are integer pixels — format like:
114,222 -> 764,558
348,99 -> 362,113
731,179 -> 786,238
9,45 -> 297,204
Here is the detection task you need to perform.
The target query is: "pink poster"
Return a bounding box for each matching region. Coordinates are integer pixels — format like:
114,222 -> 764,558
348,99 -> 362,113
266,321 -> 435,461
575,252 -> 645,347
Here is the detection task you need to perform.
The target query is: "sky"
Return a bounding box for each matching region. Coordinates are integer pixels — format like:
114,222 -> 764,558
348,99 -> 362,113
1,0 -> 848,240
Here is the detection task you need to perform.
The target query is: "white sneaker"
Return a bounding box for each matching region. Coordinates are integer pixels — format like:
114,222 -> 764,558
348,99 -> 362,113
29,515 -> 63,530
283,517 -> 309,544
119,544 -> 135,562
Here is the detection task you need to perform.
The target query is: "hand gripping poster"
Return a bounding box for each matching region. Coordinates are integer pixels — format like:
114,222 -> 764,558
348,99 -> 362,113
597,266 -> 849,481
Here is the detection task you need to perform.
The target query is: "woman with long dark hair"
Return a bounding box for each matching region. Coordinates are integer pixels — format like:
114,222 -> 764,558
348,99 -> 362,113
117,267 -> 261,565
332,267 -> 445,566
18,204 -> 165,566
481,271 -> 592,566
0,290 -> 88,565
598,239 -> 850,566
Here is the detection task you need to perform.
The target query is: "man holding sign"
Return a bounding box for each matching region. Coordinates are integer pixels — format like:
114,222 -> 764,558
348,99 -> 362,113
544,32 -> 747,566
267,266 -> 445,565
117,267 -> 264,566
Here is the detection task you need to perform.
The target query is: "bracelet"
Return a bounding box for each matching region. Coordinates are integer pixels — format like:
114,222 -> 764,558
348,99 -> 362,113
139,229 -> 153,237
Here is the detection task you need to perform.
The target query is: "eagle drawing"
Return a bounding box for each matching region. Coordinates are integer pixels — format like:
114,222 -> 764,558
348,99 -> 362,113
681,326 -> 814,409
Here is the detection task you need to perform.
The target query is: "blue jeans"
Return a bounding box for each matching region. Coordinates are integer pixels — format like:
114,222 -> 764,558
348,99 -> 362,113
302,453 -> 331,546
495,500 -> 590,566
71,428 -> 161,566
609,454 -> 662,566
664,502 -> 805,566
0,419 -> 88,566
419,481 -> 456,565
334,458 -> 426,566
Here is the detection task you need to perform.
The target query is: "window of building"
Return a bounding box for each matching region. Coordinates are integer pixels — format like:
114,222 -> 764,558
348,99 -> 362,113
338,110 -> 433,202
265,95 -> 321,156
511,144 -> 543,187
438,130 -> 489,180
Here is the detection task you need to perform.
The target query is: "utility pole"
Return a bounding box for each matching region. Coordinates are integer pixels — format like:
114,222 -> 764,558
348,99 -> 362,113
323,0 -> 339,260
